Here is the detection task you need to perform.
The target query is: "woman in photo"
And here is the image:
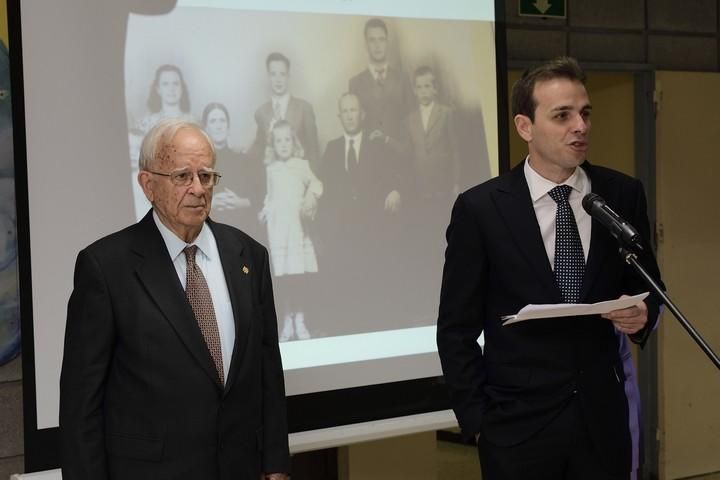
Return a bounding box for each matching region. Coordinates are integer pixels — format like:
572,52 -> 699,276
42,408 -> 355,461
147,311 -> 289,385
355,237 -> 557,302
139,64 -> 195,133
202,102 -> 263,239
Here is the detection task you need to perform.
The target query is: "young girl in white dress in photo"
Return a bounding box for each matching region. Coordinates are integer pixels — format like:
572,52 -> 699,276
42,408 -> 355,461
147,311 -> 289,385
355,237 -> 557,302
260,120 -> 323,341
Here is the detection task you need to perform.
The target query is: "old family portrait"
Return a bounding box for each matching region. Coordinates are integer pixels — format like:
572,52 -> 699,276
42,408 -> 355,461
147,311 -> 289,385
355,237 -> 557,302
125,10 -> 495,340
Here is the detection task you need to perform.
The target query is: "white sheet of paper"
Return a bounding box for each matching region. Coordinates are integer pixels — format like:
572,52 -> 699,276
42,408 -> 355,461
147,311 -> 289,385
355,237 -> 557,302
501,292 -> 650,325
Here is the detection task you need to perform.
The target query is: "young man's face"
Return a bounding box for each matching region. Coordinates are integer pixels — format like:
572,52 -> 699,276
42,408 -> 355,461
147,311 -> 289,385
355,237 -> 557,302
268,60 -> 289,96
414,73 -> 437,106
365,27 -> 388,64
514,78 -> 591,175
338,95 -> 364,135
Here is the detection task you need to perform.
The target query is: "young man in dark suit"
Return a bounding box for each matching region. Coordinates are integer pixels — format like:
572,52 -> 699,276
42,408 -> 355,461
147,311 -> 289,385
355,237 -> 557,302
250,52 -> 319,168
349,18 -> 414,146
437,57 -> 663,480
60,120 -> 289,479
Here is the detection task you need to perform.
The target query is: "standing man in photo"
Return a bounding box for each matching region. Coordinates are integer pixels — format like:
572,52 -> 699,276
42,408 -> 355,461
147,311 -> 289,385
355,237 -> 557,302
60,120 -> 289,479
250,52 -> 320,169
349,17 -> 414,146
437,57 -> 663,479
318,92 -> 403,332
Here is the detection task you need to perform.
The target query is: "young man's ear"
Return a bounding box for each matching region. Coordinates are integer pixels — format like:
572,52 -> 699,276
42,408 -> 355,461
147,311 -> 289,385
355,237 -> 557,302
513,114 -> 533,142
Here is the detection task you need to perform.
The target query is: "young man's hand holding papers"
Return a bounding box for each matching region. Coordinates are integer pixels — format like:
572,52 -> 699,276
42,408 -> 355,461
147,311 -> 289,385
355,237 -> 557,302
502,292 -> 650,334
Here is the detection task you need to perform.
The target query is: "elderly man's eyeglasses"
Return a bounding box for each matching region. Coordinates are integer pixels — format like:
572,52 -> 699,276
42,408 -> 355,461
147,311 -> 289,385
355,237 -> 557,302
148,169 -> 221,187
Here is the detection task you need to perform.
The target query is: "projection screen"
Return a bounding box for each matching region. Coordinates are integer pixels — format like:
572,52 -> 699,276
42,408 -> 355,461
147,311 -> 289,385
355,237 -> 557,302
10,0 -> 506,471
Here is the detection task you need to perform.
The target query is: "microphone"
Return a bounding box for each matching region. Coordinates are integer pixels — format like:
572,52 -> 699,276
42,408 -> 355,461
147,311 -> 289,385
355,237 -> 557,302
582,193 -> 643,251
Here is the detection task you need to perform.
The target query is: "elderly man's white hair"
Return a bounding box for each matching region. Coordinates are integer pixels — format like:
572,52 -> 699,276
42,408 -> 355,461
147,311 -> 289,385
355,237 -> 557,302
138,119 -> 216,171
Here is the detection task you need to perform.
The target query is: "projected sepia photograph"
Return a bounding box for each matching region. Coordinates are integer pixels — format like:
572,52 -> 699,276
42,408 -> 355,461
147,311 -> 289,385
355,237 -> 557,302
125,7 -> 496,340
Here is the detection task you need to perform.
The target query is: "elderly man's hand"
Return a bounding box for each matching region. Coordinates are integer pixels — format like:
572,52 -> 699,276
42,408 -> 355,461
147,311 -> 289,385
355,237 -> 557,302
368,129 -> 387,143
213,188 -> 250,211
262,473 -> 289,480
384,190 -> 401,212
301,194 -> 319,220
601,296 -> 648,335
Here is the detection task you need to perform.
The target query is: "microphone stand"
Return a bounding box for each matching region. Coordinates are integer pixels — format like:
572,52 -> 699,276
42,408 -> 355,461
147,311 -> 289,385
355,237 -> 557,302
619,247 -> 720,370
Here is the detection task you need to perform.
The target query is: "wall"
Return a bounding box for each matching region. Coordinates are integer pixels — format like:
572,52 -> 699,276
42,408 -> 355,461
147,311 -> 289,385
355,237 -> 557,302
506,0 -> 720,71
655,71 -> 720,479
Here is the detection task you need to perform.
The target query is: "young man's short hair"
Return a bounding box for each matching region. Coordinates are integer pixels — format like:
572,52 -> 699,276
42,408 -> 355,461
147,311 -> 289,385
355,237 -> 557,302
266,52 -> 290,72
364,18 -> 388,38
511,56 -> 586,122
413,65 -> 437,88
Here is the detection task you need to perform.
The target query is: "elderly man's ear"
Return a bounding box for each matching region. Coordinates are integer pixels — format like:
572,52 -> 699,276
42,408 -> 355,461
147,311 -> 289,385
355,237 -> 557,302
138,171 -> 154,203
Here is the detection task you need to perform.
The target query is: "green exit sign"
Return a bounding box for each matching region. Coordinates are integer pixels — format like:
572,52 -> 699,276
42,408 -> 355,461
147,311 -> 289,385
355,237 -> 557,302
519,0 -> 566,18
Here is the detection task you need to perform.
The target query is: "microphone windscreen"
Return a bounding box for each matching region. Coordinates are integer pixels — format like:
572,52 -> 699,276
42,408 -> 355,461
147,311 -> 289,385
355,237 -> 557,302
582,193 -> 603,215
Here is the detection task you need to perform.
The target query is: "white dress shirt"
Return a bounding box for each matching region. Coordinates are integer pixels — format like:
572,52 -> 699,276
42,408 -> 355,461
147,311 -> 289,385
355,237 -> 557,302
420,102 -> 435,132
524,158 -> 592,268
369,63 -> 389,82
153,211 -> 235,382
344,132 -> 363,171
271,93 -> 290,120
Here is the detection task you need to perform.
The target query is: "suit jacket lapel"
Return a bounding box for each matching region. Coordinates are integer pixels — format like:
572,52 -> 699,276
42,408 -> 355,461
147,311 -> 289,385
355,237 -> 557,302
209,221 -> 253,395
260,102 -> 273,127
408,110 -> 423,139
286,97 -> 299,126
132,213 -> 222,388
492,162 -> 562,302
426,104 -> 441,134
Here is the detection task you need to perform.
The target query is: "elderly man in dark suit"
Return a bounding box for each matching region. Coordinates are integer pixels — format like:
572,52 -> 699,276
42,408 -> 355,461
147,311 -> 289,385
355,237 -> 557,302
60,119 -> 289,479
437,57 -> 663,480
317,92 -> 403,333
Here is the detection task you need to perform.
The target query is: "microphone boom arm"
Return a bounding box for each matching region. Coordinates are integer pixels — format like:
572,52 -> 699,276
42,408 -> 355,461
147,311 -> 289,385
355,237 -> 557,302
620,247 -> 720,370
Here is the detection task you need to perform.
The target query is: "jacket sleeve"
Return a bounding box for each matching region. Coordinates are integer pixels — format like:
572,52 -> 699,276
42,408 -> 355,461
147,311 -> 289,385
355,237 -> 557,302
259,246 -> 291,473
436,193 -> 488,439
59,249 -> 114,479
625,178 -> 665,346
302,103 -> 320,167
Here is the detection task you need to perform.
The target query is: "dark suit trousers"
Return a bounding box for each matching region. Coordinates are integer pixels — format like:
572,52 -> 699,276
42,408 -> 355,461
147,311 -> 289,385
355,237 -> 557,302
477,399 -> 629,480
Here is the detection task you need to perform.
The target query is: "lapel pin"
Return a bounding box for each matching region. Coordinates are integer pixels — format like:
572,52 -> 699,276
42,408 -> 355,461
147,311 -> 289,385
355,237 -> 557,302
242,266 -> 249,274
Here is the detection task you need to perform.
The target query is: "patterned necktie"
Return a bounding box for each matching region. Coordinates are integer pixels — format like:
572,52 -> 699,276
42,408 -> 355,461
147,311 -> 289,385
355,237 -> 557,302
548,185 -> 585,303
184,245 -> 224,385
272,100 -> 282,120
347,138 -> 357,173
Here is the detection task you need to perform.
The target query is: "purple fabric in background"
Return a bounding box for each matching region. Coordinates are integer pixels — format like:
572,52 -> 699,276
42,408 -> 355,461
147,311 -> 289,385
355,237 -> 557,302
618,333 -> 640,480
618,306 -> 662,480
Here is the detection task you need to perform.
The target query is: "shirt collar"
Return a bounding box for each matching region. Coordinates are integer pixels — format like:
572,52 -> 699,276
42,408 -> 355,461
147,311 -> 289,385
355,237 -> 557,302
524,157 -> 589,203
420,102 -> 435,113
369,63 -> 388,78
344,131 -> 363,146
271,93 -> 290,108
153,210 -> 214,262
